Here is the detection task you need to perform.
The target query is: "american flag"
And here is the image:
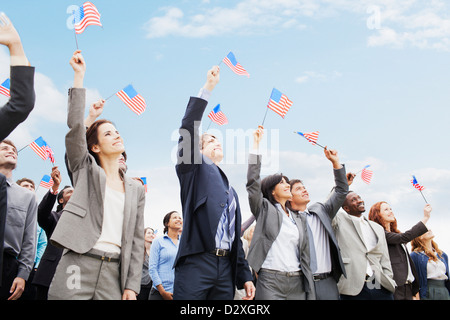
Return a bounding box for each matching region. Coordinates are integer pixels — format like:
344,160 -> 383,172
411,175 -> 425,191
296,131 -> 319,145
116,85 -> 147,115
267,88 -> 293,118
29,137 -> 51,161
44,145 -> 55,164
0,78 -> 10,97
73,2 -> 102,34
140,177 -> 147,192
208,104 -> 228,126
361,166 -> 373,184
222,52 -> 250,77
39,175 -> 54,190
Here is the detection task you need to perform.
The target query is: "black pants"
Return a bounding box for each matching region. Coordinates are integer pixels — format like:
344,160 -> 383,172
340,283 -> 394,300
0,253 -> 19,300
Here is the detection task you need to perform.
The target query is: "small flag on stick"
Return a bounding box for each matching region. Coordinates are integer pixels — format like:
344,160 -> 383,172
115,85 -> 147,115
39,175 -> 54,190
294,131 -> 325,149
208,104 -> 228,126
73,1 -> 102,34
361,166 -> 373,184
267,88 -> 293,119
0,78 -> 10,97
222,52 -> 249,77
29,137 -> 54,161
411,175 -> 428,203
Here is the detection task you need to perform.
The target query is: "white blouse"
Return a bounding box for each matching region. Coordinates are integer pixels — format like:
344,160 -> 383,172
261,204 -> 301,272
93,185 -> 125,254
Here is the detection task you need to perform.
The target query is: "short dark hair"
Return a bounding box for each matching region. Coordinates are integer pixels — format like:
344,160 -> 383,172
16,178 -> 35,189
261,173 -> 289,206
57,186 -> 72,212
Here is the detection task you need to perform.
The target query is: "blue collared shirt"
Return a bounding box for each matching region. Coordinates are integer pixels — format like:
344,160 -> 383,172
148,233 -> 179,293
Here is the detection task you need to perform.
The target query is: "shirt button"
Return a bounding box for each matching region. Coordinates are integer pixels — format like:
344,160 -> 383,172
220,203 -> 225,208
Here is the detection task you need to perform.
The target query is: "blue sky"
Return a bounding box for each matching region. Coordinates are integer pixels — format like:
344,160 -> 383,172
1,0 -> 449,252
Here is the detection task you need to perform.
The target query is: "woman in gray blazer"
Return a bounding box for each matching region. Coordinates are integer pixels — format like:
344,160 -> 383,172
48,51 -> 145,300
246,126 -> 314,300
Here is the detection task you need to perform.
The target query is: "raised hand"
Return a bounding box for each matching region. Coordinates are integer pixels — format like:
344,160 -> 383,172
203,65 -> 220,92
69,50 -> 86,88
253,125 -> 264,149
324,147 -> 342,169
0,13 -> 29,66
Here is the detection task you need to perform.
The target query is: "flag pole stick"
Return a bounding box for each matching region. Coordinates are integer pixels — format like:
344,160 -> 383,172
261,107 -> 269,127
206,119 -> 212,131
17,145 -> 29,153
293,131 -> 326,149
105,92 -> 116,101
73,28 -> 79,50
420,190 -> 428,204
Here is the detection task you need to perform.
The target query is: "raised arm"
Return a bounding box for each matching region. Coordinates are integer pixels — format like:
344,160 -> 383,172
322,147 -> 349,219
0,13 -> 35,140
246,126 -> 264,219
176,66 -> 219,174
385,204 -> 431,245
65,50 -> 89,174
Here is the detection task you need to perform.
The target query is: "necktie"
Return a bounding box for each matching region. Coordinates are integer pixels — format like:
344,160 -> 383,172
227,187 -> 236,242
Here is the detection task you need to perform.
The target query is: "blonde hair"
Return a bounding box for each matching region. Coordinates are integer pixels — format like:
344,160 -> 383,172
411,236 -> 443,262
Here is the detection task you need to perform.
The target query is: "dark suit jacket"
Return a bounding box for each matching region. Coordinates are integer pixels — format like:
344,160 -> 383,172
175,96 -> 252,289
32,190 -> 63,287
0,173 -> 7,282
0,66 -> 35,140
385,221 -> 428,295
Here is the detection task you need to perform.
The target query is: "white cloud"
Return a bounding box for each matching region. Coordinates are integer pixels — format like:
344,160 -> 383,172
143,0 -> 450,51
144,1 -> 314,38
295,70 -> 342,84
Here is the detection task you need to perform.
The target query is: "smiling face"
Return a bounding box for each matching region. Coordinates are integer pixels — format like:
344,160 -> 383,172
272,177 -> 292,203
200,134 -> 223,164
343,191 -> 365,216
0,140 -> 18,171
379,202 -> 395,223
290,181 -> 310,207
90,122 -> 125,160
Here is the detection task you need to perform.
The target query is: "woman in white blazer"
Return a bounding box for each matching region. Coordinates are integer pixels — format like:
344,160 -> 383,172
48,51 -> 145,300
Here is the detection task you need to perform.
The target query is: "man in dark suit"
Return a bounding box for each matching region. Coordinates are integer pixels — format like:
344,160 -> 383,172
32,167 -> 73,300
288,147 -> 348,299
0,13 -> 35,286
173,66 -> 255,300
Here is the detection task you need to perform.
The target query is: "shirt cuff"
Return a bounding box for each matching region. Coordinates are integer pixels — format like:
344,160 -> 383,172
197,87 -> 212,101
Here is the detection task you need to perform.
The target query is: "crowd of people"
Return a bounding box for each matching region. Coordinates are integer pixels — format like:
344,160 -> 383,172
1,14 -> 449,301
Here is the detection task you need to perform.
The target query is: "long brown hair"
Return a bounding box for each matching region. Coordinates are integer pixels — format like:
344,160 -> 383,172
86,119 -> 114,166
368,201 -> 400,233
411,236 -> 443,262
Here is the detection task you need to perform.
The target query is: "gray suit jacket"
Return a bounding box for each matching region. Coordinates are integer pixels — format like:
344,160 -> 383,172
50,88 -> 145,294
246,153 -> 314,298
301,165 -> 348,282
332,210 -> 396,295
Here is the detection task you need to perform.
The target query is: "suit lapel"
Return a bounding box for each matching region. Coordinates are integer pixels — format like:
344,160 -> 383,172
122,176 -> 133,241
